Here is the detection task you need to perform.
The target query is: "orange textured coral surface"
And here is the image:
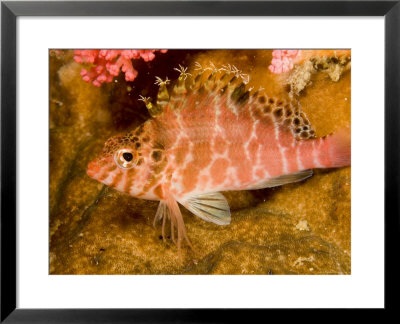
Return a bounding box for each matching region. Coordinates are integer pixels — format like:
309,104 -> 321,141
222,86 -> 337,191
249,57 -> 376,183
49,49 -> 350,274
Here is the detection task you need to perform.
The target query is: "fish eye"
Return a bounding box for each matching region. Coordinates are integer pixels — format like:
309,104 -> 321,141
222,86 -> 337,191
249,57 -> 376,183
115,148 -> 137,169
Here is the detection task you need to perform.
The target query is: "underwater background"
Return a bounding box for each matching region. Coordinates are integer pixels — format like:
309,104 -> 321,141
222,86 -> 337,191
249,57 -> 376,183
49,49 -> 351,274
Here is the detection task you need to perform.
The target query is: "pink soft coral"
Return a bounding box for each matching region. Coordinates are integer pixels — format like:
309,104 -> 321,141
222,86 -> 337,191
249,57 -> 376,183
268,50 -> 302,74
74,49 -> 168,87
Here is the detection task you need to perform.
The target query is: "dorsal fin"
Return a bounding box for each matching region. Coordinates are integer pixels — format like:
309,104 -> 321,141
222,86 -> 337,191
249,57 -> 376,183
252,94 -> 315,140
145,62 -> 315,140
155,77 -> 170,111
168,62 -> 253,115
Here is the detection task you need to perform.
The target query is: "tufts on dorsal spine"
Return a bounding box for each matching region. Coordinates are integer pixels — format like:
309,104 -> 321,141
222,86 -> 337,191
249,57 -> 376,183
172,64 -> 191,96
155,76 -> 170,110
138,95 -> 157,117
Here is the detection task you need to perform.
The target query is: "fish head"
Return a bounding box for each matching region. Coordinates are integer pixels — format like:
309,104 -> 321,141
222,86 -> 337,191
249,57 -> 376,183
87,127 -> 161,197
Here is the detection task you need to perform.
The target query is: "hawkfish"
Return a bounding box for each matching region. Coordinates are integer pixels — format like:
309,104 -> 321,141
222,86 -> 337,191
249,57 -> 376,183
87,62 -> 351,251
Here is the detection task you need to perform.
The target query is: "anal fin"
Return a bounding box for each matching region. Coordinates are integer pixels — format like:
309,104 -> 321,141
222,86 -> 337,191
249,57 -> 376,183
181,192 -> 231,225
247,169 -> 313,190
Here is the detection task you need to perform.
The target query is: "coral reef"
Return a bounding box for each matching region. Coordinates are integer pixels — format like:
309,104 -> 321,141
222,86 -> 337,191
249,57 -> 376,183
73,49 -> 167,86
268,50 -> 302,74
268,49 -> 351,98
49,49 -> 351,274
287,55 -> 351,97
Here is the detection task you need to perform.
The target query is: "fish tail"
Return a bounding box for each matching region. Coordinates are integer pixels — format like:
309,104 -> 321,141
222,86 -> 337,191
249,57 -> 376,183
297,128 -> 351,170
325,128 -> 351,167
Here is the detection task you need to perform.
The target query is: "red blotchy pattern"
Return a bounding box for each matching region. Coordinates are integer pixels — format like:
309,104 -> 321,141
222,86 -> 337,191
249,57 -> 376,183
145,89 -> 328,199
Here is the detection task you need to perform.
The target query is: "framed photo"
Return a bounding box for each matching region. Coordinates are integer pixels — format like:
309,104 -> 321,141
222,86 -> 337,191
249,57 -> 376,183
1,0 -> 398,321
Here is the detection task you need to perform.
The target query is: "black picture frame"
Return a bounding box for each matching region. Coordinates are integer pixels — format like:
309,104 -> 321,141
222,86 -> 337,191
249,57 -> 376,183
1,0 -> 399,321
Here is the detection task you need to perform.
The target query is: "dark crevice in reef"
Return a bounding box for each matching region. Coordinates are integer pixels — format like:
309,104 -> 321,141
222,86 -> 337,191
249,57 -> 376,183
50,185 -> 108,252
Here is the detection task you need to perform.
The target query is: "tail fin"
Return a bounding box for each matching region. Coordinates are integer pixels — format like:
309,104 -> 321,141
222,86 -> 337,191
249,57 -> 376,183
326,128 -> 351,167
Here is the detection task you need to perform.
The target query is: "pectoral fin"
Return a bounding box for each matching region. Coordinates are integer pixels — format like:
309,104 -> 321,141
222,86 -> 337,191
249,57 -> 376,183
247,169 -> 313,190
181,192 -> 231,225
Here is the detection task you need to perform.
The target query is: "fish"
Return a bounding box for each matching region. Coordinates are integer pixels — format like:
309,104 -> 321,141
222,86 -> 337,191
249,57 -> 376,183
87,62 -> 351,251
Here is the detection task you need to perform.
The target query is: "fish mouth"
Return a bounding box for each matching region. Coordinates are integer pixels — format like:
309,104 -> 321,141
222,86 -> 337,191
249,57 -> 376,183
87,159 -> 101,179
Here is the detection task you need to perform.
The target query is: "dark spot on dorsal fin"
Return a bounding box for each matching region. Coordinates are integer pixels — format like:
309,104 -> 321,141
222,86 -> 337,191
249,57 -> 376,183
252,90 -> 259,98
264,105 -> 271,113
198,85 -> 205,95
229,76 -> 237,84
231,82 -> 245,101
151,150 -> 162,162
300,131 -> 309,139
220,73 -> 228,81
194,74 -> 202,83
220,85 -> 228,95
273,108 -> 283,119
236,91 -> 250,105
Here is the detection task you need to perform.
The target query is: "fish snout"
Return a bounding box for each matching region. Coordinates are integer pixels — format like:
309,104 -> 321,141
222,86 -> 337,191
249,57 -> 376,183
87,159 -> 101,179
